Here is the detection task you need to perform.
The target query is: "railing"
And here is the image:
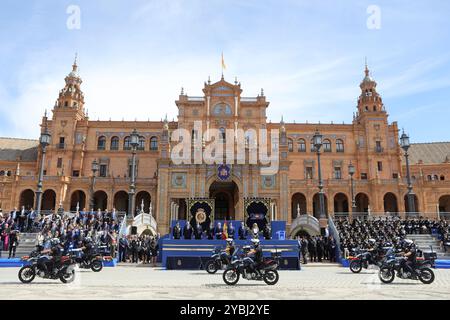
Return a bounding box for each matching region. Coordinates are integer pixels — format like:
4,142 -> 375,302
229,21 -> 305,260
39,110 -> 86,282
327,216 -> 341,261
133,212 -> 157,231
290,214 -> 320,233
56,143 -> 67,150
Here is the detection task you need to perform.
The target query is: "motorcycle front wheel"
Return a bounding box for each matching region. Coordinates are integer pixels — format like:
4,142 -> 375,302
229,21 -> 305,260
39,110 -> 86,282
18,266 -> 36,284
263,270 -> 279,285
205,260 -> 218,274
378,267 -> 395,284
418,268 -> 435,284
350,260 -> 362,273
223,269 -> 240,285
91,260 -> 103,272
60,269 -> 76,284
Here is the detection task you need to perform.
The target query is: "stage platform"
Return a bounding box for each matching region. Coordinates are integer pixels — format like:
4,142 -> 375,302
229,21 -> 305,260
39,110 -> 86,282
160,239 -> 301,270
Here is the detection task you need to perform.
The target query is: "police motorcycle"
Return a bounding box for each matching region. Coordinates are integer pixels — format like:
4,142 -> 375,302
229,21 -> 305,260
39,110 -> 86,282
18,239 -> 77,284
378,241 -> 435,284
205,239 -> 235,274
68,238 -> 111,272
349,239 -> 389,273
222,239 -> 279,286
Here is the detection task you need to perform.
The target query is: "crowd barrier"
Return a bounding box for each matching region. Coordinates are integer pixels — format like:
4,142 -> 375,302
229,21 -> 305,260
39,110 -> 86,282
0,257 -> 117,268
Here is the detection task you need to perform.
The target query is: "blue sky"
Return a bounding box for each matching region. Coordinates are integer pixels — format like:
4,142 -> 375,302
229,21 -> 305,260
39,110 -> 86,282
0,0 -> 449,143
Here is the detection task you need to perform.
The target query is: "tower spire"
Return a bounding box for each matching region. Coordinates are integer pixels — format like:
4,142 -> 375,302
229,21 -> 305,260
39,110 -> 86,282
364,56 -> 369,77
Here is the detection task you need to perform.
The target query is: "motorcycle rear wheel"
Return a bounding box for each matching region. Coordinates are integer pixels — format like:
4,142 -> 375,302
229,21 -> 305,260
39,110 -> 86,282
60,269 -> 76,284
379,267 -> 395,284
18,266 -> 36,284
205,260 -> 218,274
350,260 -> 362,273
223,269 -> 240,285
263,270 -> 279,285
91,260 -> 103,272
418,268 -> 435,284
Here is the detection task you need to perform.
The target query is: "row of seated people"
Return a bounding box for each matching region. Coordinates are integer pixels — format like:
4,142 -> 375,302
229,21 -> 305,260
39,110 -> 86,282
172,221 -> 272,240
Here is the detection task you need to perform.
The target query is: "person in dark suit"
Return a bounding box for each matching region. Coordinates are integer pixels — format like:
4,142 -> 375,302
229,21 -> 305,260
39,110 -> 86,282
328,236 -> 337,262
183,221 -> 193,240
172,222 -> 181,240
8,230 -> 19,259
207,222 -> 214,240
263,225 -> 271,240
316,236 -> 324,262
118,235 -> 128,262
194,223 -> 203,240
228,222 -> 235,239
301,237 -> 308,264
214,222 -> 223,240
238,222 -> 247,240
308,236 -> 317,262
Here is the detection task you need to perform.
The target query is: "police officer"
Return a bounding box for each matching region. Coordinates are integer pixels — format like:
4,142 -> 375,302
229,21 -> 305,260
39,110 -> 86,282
183,221 -> 193,240
172,221 -> 181,240
194,222 -> 203,240
248,238 -> 263,275
238,222 -> 247,240
401,239 -> 417,277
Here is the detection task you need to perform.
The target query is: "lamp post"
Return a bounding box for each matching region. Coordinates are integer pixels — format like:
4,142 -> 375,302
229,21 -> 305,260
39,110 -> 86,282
128,129 -> 140,218
35,122 -> 51,216
348,162 -> 357,220
89,159 -> 99,211
400,130 -> 416,215
313,129 -> 326,234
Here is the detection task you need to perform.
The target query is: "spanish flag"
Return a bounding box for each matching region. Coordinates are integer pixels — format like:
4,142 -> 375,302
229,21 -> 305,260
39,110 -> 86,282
222,220 -> 228,240
221,52 -> 227,71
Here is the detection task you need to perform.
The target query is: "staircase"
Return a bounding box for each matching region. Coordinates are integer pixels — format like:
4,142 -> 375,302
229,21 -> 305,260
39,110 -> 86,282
407,234 -> 450,260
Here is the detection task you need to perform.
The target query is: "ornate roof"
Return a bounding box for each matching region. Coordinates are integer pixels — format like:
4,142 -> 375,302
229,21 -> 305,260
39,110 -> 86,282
407,142 -> 450,165
0,137 -> 39,161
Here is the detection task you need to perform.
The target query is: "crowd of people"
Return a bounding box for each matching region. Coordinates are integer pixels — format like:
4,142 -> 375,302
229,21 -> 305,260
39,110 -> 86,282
297,235 -> 338,264
335,217 -> 450,256
118,234 -> 159,266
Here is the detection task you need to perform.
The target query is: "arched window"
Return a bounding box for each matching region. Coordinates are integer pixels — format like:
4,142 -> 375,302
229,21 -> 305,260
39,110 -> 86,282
97,136 -> 106,150
288,139 -> 293,152
150,137 -> 158,151
123,136 -> 131,150
310,139 -> 316,152
110,136 -> 119,150
336,139 -> 344,153
427,175 -> 432,181
373,105 -> 377,111
434,175 -> 439,181
0,170 -> 4,176
298,139 -> 306,152
323,139 -> 332,152
441,175 -> 445,181
137,136 -> 145,150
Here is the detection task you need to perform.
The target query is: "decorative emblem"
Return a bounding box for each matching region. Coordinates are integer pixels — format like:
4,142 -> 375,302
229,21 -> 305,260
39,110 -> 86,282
217,164 -> 231,181
195,208 -> 207,224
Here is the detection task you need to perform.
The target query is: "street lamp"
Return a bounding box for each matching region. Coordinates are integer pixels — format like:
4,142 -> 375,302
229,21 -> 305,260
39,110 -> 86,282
400,130 -> 416,215
128,129 -> 140,217
89,159 -> 99,211
348,162 -> 357,217
313,129 -> 326,234
35,122 -> 51,216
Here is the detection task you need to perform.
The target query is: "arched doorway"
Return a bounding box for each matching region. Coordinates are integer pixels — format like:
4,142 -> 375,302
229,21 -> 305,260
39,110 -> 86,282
114,191 -> 129,212
439,195 -> 450,213
70,190 -> 86,211
178,199 -> 187,220
42,190 -> 56,211
313,193 -> 328,219
209,180 -> 239,220
355,193 -> 369,213
333,193 -> 349,213
93,191 -> 108,211
383,192 -> 398,213
136,191 -> 151,213
404,194 -> 419,213
19,189 -> 35,210
291,193 -> 307,219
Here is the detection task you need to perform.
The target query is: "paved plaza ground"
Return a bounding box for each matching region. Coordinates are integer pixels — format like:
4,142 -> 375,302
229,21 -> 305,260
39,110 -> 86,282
0,265 -> 449,300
